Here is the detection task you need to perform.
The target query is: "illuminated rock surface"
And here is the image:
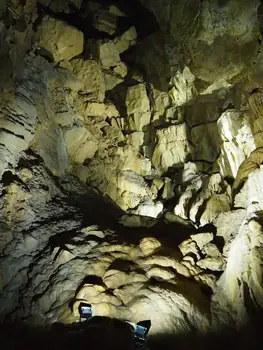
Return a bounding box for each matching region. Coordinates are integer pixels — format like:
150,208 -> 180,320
1,0 -> 263,349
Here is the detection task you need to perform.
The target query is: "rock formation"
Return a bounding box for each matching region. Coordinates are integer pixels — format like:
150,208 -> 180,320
1,0 -> 263,348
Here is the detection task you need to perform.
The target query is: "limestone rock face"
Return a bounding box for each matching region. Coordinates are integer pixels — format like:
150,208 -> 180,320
114,26 -> 137,53
64,127 -> 99,164
152,123 -> 192,171
34,124 -> 68,176
216,110 -> 256,178
70,58 -> 106,102
36,17 -> 84,62
125,83 -> 150,115
1,0 -> 263,346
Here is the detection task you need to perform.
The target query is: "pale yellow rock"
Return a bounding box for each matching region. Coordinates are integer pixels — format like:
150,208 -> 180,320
103,71 -> 124,90
37,17 -> 84,62
19,168 -> 33,183
115,146 -> 151,176
4,184 -> 32,226
150,85 -> 170,115
190,232 -> 213,250
75,284 -> 106,300
174,179 -> 203,219
90,293 -> 122,306
113,283 -> 145,304
86,102 -> 119,118
202,243 -> 222,258
139,237 -> 161,256
194,273 -> 217,291
126,83 -> 150,115
103,269 -> 148,289
127,111 -> 151,131
152,123 -> 192,171
80,226 -> 105,239
114,26 -> 137,53
152,178 -> 164,191
92,302 -> 132,319
189,173 -> 225,223
182,255 -> 196,266
64,127 -> 98,164
216,110 -> 256,178
100,125 -> 125,144
70,58 -> 105,102
127,131 -> 144,149
169,66 -> 197,106
132,200 -> 163,218
52,248 -> 75,266
199,194 -> 231,226
33,124 -> 68,176
181,260 -> 202,276
146,266 -> 175,280
246,167 -> 263,212
161,177 -> 174,200
178,239 -> 201,259
138,255 -> 191,277
103,270 -> 128,289
97,40 -> 121,68
113,62 -> 128,78
233,147 -> 263,193
197,256 -> 225,271
212,218 -> 263,327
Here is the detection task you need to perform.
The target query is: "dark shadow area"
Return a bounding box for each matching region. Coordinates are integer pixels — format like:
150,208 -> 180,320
1,308 -> 263,350
74,275 -> 105,297
196,223 -> 217,235
35,0 -> 168,91
36,0 -> 159,41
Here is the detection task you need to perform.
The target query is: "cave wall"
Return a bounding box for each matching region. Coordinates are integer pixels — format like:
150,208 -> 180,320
1,0 -> 263,341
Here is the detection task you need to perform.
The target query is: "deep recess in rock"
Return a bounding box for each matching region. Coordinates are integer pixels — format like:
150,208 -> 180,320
1,0 -> 263,349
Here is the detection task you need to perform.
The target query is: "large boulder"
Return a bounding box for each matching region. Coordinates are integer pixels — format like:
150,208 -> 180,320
64,127 -> 99,164
36,17 -> 84,62
152,123 -> 192,171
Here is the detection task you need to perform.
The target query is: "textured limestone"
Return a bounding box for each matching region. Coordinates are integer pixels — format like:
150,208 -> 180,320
103,71 -> 124,90
152,123 -> 192,171
169,67 -> 197,106
126,83 -> 150,115
95,40 -> 121,68
36,17 -> 84,62
70,58 -> 106,102
114,26 -> 137,53
216,110 -> 256,178
1,0 -> 263,343
86,102 -> 120,118
34,124 -> 68,176
64,127 -> 99,164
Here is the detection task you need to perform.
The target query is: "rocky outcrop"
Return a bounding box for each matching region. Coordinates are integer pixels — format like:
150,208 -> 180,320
1,0 -> 263,347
